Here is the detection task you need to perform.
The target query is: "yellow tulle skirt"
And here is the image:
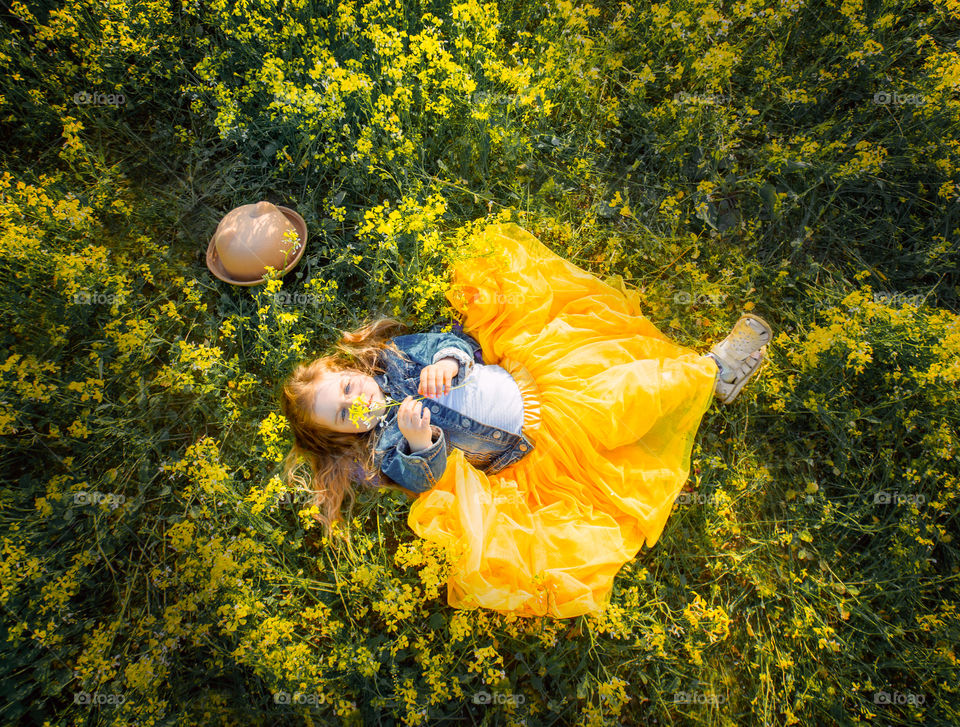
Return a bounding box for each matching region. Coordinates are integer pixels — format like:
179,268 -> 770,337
407,223 -> 718,618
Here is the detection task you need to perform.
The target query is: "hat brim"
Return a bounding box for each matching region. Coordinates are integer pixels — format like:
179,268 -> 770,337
205,206 -> 308,287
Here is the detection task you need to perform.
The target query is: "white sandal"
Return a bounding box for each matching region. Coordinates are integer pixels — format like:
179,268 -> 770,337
707,313 -> 773,404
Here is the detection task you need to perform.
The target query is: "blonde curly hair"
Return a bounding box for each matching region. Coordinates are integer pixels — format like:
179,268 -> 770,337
279,316 -> 415,542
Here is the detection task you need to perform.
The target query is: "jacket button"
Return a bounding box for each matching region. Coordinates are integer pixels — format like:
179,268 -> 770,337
493,431 -> 501,439
519,444 -> 527,451
461,417 -> 470,426
430,405 -> 438,413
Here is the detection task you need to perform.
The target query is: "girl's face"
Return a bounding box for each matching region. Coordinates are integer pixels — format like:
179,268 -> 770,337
311,370 -> 386,433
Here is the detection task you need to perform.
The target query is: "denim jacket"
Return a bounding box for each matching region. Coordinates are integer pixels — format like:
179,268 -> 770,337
368,322 -> 536,494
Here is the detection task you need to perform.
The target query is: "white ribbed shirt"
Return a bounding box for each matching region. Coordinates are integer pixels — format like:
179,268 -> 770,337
431,355 -> 524,434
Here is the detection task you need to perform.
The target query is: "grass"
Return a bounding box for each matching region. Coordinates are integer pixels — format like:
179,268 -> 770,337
1,0 -> 959,725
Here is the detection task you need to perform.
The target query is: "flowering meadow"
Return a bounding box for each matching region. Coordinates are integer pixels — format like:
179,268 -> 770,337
2,0 -> 960,724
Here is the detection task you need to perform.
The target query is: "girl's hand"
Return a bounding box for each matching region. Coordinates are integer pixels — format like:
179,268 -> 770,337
419,357 -> 459,398
397,395 -> 434,452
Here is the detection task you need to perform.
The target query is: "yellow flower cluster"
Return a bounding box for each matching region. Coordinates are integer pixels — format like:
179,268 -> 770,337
153,339 -> 225,394
578,675 -> 630,727
835,140 -> 888,180
0,353 -> 59,406
257,413 -> 290,465
396,540 -> 454,601
71,621 -> 122,687
371,579 -> 420,633
588,602 -> 633,639
243,475 -> 286,516
167,520 -> 196,551
164,436 -> 232,501
357,193 -> 447,244
351,561 -> 384,589
682,592 -> 732,645
466,644 -> 506,685
692,42 -> 739,90
446,611 -> 474,644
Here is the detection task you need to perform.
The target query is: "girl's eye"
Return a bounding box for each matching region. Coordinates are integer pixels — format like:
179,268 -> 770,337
340,380 -> 352,422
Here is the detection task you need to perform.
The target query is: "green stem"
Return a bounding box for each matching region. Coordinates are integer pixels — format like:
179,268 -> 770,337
349,376 -> 473,427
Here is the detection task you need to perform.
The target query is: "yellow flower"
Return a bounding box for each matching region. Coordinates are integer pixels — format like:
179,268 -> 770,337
167,520 -> 196,550
348,397 -> 373,426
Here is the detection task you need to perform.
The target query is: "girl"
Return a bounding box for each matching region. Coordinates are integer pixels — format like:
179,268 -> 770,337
280,223 -> 772,618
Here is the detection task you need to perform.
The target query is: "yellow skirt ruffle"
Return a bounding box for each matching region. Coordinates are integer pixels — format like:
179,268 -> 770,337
407,223 -> 717,618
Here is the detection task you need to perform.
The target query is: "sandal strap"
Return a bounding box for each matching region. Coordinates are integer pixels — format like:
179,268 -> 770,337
710,314 -> 772,369
714,346 -> 767,403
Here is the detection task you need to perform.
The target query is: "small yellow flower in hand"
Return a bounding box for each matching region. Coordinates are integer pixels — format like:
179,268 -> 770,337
348,397 -> 373,427
340,359 -> 469,432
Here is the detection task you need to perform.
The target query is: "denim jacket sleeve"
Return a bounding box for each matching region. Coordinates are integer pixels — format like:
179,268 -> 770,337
376,424 -> 448,494
389,331 -> 481,388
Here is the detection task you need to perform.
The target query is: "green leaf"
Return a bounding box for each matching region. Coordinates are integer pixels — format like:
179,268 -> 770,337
759,182 -> 777,212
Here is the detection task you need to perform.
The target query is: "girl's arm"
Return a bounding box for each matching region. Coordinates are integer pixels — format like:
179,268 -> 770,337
389,331 -> 479,387
374,424 -> 447,494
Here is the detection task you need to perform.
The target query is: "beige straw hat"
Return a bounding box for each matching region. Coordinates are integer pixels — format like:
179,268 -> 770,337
205,201 -> 308,286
